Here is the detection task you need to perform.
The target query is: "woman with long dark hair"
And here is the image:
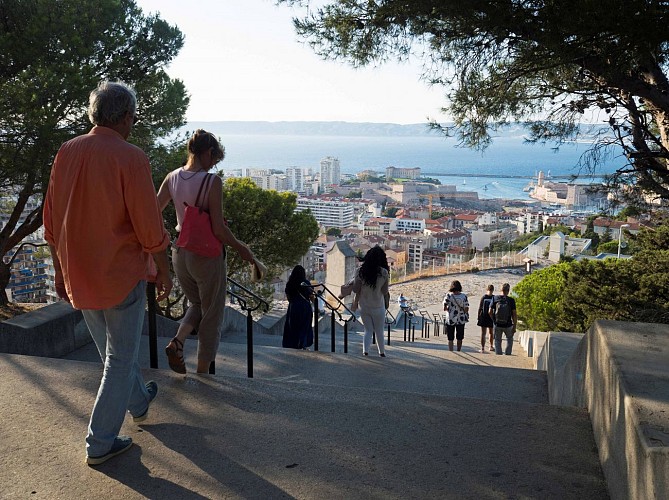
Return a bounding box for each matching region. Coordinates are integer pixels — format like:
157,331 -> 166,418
283,265 -> 314,349
351,246 -> 390,357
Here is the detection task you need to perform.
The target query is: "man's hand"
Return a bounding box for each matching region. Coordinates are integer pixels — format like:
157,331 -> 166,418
154,269 -> 173,302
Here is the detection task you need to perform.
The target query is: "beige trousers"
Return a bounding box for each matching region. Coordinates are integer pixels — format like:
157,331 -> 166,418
172,247 -> 227,364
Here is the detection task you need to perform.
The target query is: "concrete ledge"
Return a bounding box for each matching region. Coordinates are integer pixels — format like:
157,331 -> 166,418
141,311 -> 180,338
531,323 -> 669,498
254,309 -> 286,336
584,320 -> 669,500
541,332 -> 586,407
0,302 -> 88,357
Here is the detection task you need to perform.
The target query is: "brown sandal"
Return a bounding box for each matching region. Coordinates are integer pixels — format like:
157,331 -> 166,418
165,337 -> 186,374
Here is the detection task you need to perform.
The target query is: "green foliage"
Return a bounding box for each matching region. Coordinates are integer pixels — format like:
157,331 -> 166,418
348,190 -> 362,198
514,263 -> 569,331
221,177 -> 319,279
326,227 -> 342,237
277,0 -> 669,200
560,259 -> 639,332
357,173 -> 382,182
616,206 -> 642,220
383,206 -> 400,217
0,0 -> 188,302
514,219 -> 669,332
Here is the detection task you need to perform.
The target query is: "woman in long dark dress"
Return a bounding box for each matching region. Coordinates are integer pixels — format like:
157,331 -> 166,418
282,265 -> 314,349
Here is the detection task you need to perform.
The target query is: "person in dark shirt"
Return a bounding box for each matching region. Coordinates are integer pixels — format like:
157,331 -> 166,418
488,283 -> 517,355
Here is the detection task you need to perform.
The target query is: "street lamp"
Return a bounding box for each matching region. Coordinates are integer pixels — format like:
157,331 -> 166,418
617,224 -> 630,259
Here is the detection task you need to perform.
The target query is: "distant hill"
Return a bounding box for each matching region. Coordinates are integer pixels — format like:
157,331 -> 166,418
185,121 -> 444,137
182,120 -> 604,140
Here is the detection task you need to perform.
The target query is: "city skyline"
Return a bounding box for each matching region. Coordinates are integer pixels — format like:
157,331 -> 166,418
135,0 -> 447,124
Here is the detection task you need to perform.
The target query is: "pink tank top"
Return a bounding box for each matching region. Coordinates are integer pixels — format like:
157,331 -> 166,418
167,168 -> 213,232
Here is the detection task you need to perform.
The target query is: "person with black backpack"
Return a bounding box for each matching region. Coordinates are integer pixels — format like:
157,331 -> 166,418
488,283 -> 518,355
476,284 -> 495,353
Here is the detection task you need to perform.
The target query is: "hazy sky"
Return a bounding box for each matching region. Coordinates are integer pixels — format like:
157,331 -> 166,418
135,0 -> 447,124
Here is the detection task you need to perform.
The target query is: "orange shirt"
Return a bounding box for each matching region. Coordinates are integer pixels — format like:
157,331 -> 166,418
44,126 -> 169,310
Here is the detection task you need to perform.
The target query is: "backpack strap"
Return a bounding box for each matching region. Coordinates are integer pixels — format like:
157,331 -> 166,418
194,173 -> 213,209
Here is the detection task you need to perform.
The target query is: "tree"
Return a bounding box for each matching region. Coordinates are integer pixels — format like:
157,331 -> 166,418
383,206 -> 399,217
513,218 -> 669,332
278,0 -> 669,202
513,263 -> 568,331
220,177 -> 319,281
0,0 -> 189,303
326,227 -> 342,237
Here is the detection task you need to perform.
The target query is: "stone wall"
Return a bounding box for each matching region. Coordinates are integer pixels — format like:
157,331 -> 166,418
536,323 -> 669,500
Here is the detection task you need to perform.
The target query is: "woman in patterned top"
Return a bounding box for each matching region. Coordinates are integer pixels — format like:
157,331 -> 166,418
443,280 -> 469,352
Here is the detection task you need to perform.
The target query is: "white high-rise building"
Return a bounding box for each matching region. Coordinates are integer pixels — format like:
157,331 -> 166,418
285,167 -> 304,192
320,156 -> 341,191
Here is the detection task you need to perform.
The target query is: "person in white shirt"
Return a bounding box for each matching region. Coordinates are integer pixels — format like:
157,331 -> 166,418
351,246 -> 390,357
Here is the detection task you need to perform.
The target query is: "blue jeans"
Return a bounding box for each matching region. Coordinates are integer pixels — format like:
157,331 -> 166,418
494,325 -> 515,355
82,280 -> 151,457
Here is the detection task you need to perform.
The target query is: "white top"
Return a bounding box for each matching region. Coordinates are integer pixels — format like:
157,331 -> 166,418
353,268 -> 390,310
166,168 -> 212,231
443,292 -> 470,325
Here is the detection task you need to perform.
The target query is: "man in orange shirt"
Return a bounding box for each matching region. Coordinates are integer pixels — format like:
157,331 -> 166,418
44,81 -> 173,465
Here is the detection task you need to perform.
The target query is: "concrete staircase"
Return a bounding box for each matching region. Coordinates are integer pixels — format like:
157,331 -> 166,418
0,306 -> 610,499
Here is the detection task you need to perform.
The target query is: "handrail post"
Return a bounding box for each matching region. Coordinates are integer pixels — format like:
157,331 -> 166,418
146,282 -> 158,369
387,321 -> 391,345
330,311 -> 336,352
313,295 -> 320,352
247,309 -> 253,378
403,311 -> 407,341
313,300 -> 319,352
344,320 -> 348,353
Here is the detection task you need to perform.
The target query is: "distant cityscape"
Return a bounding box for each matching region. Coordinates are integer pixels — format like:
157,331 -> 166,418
3,150 -> 642,304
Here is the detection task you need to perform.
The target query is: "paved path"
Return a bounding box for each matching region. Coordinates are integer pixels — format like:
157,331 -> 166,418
0,294 -> 609,499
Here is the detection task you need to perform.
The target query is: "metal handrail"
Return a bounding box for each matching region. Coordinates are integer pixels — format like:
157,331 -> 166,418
308,283 -> 358,353
383,309 -> 396,346
217,276 -> 270,377
147,274 -> 269,379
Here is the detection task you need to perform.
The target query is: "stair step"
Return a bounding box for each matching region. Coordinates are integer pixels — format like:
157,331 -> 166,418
0,353 -> 608,499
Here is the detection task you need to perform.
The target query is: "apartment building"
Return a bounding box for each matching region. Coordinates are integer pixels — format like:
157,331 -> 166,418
320,157 -> 341,191
295,198 -> 355,229
285,167 -> 305,193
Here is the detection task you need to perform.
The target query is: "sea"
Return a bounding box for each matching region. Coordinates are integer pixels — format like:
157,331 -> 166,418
213,133 -> 627,201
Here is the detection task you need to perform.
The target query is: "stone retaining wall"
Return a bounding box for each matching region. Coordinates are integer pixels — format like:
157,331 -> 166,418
533,323 -> 669,500
0,302 -> 88,358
